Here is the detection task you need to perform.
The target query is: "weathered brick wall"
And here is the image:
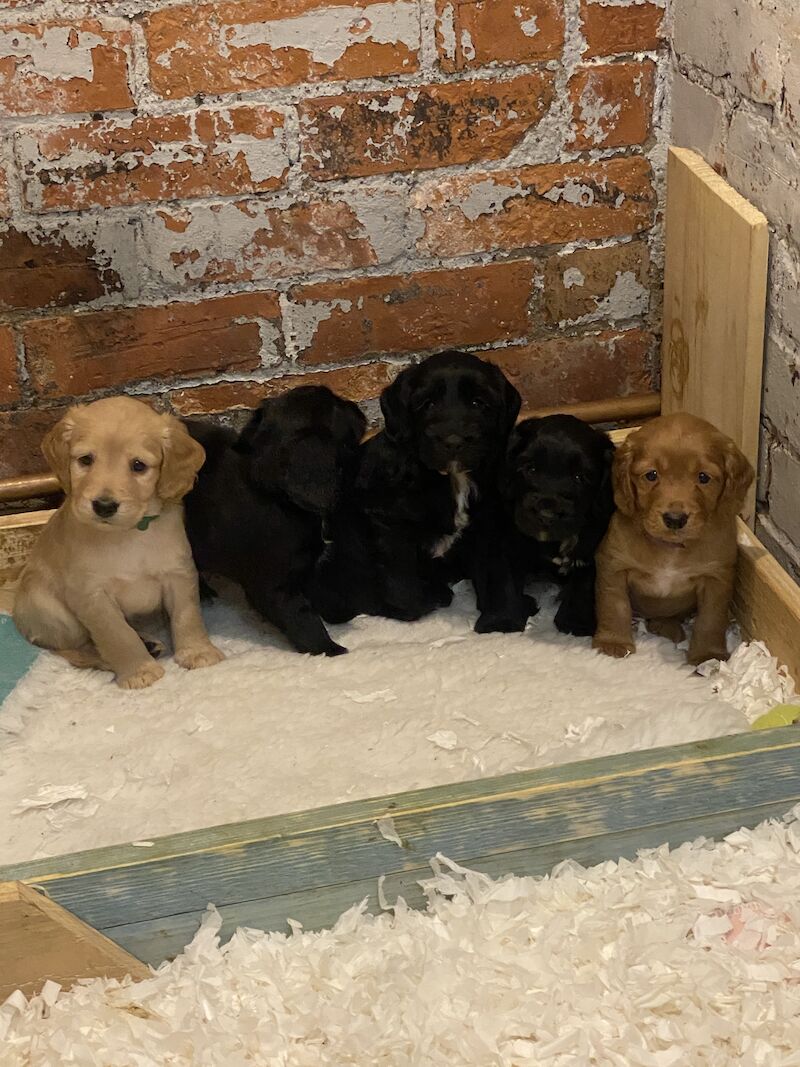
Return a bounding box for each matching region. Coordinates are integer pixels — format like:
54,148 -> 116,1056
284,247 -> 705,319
671,0 -> 800,581
0,0 -> 668,479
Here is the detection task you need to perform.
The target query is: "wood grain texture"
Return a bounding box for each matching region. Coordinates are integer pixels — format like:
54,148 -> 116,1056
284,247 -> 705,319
735,518 -> 800,685
3,728 -> 800,965
661,147 -> 768,524
0,881 -> 149,1000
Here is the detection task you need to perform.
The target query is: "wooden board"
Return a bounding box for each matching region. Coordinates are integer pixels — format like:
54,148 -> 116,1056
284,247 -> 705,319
2,726 -> 800,966
661,147 -> 768,524
0,881 -> 149,1001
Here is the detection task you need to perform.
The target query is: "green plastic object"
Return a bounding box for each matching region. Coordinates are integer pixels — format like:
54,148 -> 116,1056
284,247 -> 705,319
750,704 -> 800,731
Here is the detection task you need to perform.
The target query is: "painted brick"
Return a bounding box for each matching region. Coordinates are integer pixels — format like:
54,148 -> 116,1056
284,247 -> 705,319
0,226 -> 123,311
287,261 -> 536,365
413,157 -> 655,258
435,0 -> 564,72
488,329 -> 656,409
767,237 -> 800,348
142,198 -> 383,291
170,362 -> 396,416
145,0 -> 420,100
542,242 -> 650,327
299,73 -> 555,180
19,106 -> 290,213
673,0 -> 786,106
783,23 -> 800,132
768,444 -> 800,548
580,0 -> 663,58
670,73 -> 728,171
569,61 -> 655,151
0,406 -> 64,477
22,293 -> 281,398
0,164 -> 9,217
0,325 -> 18,404
762,332 -> 800,455
0,20 -> 133,117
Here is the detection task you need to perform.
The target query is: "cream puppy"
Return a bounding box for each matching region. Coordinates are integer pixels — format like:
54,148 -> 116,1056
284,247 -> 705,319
13,396 -> 224,689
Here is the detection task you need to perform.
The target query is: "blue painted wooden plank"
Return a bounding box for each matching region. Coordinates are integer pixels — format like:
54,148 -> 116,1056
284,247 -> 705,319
0,614 -> 38,705
6,727 -> 800,936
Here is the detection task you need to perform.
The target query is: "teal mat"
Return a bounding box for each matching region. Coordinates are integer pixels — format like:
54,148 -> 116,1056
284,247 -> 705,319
0,614 -> 39,705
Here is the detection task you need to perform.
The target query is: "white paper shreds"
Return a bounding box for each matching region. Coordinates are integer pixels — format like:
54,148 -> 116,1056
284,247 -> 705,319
375,814 -> 403,847
8,808 -> 800,1064
706,640 -> 800,722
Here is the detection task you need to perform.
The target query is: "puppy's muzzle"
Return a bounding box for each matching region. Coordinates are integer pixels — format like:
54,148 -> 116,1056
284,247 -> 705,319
92,497 -> 119,520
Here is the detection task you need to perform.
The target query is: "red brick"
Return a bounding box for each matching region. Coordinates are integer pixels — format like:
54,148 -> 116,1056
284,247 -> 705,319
0,325 -> 18,404
542,241 -> 650,325
170,362 -> 396,416
300,73 -> 554,180
22,293 -> 280,398
288,261 -> 535,365
489,329 -> 656,409
581,0 -> 664,58
21,106 -> 289,212
435,0 -> 563,71
0,227 -> 123,310
413,157 -> 655,258
145,0 -> 419,100
569,61 -> 655,150
143,199 -> 380,290
0,20 -> 133,117
0,405 -> 64,477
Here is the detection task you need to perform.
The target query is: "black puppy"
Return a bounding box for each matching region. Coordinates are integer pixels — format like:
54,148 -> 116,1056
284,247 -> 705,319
184,386 -> 366,656
498,414 -> 615,636
313,350 -> 521,626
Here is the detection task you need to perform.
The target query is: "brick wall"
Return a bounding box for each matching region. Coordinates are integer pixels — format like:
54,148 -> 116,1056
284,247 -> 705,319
0,0 -> 668,479
671,0 -> 800,581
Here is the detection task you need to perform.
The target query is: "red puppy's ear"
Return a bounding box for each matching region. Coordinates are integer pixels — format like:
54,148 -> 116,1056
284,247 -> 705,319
611,437 -> 637,516
721,439 -> 754,515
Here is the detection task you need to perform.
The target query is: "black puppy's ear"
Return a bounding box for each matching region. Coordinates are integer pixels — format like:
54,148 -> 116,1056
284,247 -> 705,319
339,397 -> 367,443
233,405 -> 266,454
485,362 -> 521,434
379,364 -> 416,442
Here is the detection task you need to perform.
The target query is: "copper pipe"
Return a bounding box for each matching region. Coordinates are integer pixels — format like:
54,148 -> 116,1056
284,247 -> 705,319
0,393 -> 660,505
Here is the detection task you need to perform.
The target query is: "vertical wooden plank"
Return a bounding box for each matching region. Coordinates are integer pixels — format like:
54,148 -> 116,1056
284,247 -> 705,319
661,146 -> 768,524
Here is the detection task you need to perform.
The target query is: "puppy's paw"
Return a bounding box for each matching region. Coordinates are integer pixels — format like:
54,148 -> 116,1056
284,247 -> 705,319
554,605 -> 595,637
474,611 -> 528,634
139,634 -> 166,659
323,642 -> 348,657
646,618 -> 686,645
435,585 -> 454,609
592,637 -> 635,659
176,643 -> 225,670
117,660 -> 165,690
687,646 -> 728,667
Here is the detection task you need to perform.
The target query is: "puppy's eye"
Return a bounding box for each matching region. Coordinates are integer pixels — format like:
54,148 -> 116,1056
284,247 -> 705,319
574,472 -> 585,484
644,470 -> 658,482
414,398 -> 435,414
471,397 -> 488,410
77,454 -> 94,468
698,471 -> 711,484
130,458 -> 148,474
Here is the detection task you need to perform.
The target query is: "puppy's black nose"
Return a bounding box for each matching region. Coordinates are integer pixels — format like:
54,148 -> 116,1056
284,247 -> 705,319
663,510 -> 688,530
92,497 -> 119,519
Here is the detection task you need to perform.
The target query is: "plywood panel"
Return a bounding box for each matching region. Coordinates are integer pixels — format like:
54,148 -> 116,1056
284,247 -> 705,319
0,881 -> 149,1001
661,146 -> 768,524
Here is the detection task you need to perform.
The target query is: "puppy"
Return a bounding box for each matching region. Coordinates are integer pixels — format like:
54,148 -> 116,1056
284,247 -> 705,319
593,412 -> 753,665
13,397 -> 224,690
499,415 -> 615,636
313,350 -> 521,626
184,385 -> 366,656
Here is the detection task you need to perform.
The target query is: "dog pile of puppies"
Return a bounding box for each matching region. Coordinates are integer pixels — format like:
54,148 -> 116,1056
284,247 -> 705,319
13,350 -> 753,690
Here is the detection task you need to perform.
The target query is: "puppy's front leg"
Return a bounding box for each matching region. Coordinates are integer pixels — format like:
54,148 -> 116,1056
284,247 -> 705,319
162,570 -> 225,670
75,591 -> 164,689
555,564 -> 596,637
687,575 -> 733,666
251,586 -> 346,656
592,564 -> 635,658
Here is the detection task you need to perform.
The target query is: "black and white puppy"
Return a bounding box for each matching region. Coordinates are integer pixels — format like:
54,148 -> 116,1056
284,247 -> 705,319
500,414 -> 615,636
313,350 -> 521,626
184,386 -> 365,656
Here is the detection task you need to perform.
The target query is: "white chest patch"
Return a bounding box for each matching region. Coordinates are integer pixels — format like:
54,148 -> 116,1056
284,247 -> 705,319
431,468 -> 474,559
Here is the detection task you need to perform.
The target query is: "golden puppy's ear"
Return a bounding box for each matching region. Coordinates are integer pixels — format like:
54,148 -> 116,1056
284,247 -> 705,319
611,437 -> 637,516
41,408 -> 79,491
721,439 -> 754,514
158,416 -> 206,503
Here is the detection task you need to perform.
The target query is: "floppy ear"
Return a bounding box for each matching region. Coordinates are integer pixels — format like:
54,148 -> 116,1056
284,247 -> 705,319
158,415 -> 206,502
500,372 -> 522,435
380,364 -> 416,443
721,439 -> 754,514
42,408 -> 80,492
611,437 -> 637,516
338,397 -> 367,444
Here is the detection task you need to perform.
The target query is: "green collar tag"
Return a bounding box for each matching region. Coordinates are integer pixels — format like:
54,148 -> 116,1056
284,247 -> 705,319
136,514 -> 160,531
